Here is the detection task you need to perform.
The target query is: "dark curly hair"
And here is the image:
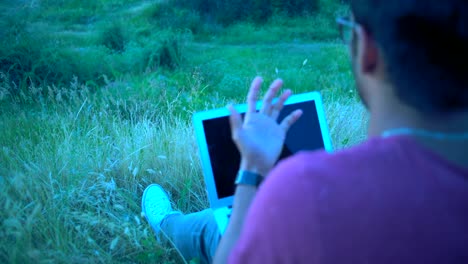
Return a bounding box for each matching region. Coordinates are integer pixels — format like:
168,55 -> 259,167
351,0 -> 468,114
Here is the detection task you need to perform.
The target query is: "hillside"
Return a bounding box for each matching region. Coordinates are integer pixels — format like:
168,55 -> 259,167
0,1 -> 365,263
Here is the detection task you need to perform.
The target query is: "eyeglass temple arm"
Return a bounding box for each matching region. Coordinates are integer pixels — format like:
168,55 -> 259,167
336,17 -> 356,28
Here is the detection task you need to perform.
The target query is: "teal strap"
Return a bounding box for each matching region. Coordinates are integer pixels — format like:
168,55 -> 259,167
382,128 -> 468,141
235,170 -> 263,187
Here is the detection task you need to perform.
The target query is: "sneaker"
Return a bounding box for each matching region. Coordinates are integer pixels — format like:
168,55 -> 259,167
141,184 -> 181,239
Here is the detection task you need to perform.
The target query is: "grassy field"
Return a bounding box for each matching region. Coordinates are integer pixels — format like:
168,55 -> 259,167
0,0 -> 367,263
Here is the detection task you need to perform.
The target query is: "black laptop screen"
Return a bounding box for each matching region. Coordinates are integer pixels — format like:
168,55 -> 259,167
202,101 -> 325,199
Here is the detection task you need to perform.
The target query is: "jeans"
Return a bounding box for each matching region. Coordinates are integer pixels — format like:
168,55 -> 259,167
160,209 -> 222,264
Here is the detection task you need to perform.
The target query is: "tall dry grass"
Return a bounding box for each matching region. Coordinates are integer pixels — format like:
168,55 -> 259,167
0,77 -> 208,263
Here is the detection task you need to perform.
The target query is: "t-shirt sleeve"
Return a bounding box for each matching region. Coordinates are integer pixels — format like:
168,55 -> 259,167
228,153 -> 324,264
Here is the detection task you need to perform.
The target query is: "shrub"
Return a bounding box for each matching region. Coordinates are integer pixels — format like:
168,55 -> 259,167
100,21 -> 128,53
144,31 -> 191,72
0,21 -> 63,94
148,2 -> 204,34
156,37 -> 182,70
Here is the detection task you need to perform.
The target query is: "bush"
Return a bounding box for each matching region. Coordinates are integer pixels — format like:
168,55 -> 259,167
158,39 -> 181,70
0,24 -> 110,96
146,34 -> 186,71
148,2 -> 204,34
0,24 -> 65,94
100,21 -> 128,53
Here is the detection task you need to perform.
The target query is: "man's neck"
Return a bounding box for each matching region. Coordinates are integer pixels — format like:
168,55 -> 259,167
368,106 -> 468,169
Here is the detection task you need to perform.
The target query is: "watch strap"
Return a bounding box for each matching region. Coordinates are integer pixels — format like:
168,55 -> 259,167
235,170 -> 263,187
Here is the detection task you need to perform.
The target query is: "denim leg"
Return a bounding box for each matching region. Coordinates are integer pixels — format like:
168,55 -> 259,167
160,209 -> 221,264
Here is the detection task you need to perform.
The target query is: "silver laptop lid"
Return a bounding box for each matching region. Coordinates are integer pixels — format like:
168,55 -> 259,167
193,92 -> 333,209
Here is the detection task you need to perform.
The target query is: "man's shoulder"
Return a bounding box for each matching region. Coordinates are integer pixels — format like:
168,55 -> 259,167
261,136 -> 428,218
273,136 -> 401,180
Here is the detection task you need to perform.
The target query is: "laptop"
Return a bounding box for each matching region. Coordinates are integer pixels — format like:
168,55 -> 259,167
192,91 -> 333,234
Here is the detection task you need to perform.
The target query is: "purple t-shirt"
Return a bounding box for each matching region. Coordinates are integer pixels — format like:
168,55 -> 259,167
229,136 -> 468,264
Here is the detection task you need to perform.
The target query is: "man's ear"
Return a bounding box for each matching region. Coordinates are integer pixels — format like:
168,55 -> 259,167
355,26 -> 379,74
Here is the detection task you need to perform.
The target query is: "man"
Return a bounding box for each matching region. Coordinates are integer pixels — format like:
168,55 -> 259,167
142,0 -> 468,263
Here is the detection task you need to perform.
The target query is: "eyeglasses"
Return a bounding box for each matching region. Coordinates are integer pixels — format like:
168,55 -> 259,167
336,17 -> 357,43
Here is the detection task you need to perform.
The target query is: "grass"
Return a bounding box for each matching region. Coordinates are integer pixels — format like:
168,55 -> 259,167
0,83 -> 207,263
0,0 -> 367,263
0,43 -> 367,263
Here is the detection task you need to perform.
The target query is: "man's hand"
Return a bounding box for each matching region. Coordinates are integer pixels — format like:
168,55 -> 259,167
214,77 -> 302,264
228,77 -> 303,177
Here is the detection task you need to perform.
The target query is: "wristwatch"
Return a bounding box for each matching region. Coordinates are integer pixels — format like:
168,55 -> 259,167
235,170 -> 264,188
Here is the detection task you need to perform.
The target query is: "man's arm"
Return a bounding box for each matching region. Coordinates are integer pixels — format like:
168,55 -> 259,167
213,158 -> 269,264
214,77 -> 303,263
213,184 -> 257,264
224,153 -> 323,264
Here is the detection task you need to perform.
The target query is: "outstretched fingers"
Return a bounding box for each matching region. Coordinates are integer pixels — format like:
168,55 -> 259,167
261,79 -> 283,116
247,77 -> 263,115
271,89 -> 292,120
280,110 -> 303,132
